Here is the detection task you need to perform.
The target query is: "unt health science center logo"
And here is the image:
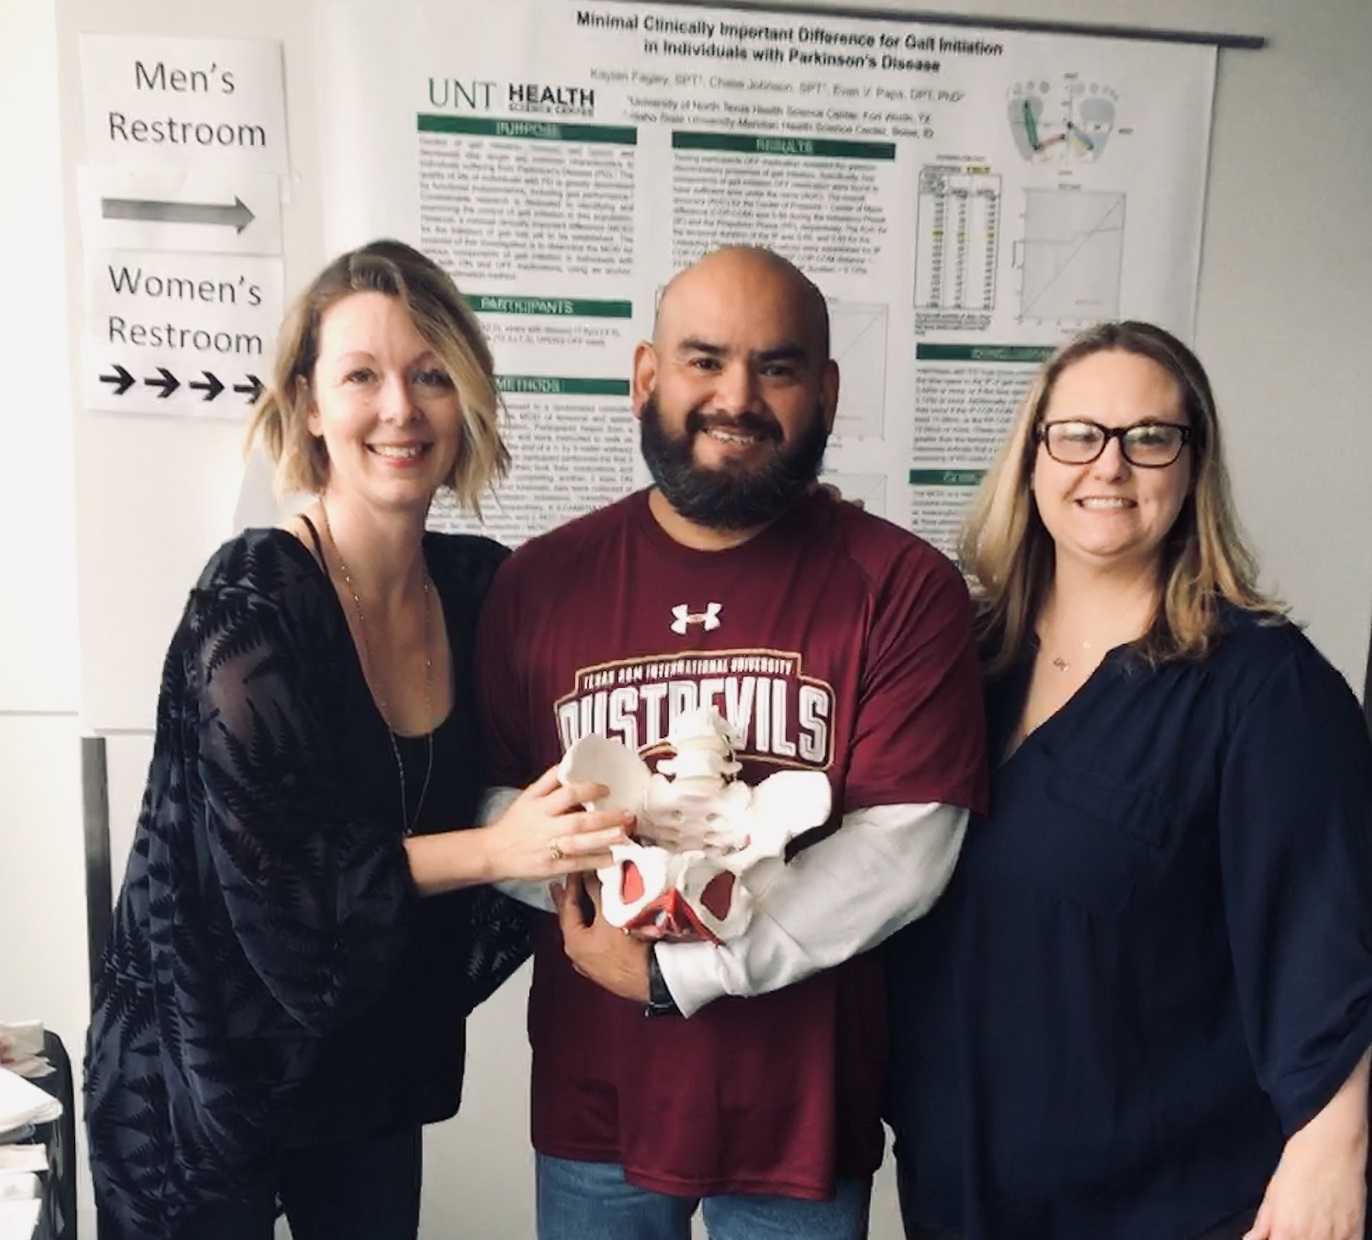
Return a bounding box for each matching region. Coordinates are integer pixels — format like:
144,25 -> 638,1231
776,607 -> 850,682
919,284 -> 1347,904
426,78 -> 597,118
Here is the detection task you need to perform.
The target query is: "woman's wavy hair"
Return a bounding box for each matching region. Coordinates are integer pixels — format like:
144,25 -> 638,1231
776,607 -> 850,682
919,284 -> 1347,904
247,239 -> 508,512
960,321 -> 1281,675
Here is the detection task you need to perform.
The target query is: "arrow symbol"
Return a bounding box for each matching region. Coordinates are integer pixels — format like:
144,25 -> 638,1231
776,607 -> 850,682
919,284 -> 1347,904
145,367 -> 180,399
189,371 -> 224,401
101,195 -> 256,233
233,374 -> 264,403
99,363 -> 134,396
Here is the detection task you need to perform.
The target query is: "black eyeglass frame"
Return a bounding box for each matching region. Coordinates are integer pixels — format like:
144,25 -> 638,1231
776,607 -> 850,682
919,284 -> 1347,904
1035,419 -> 1193,468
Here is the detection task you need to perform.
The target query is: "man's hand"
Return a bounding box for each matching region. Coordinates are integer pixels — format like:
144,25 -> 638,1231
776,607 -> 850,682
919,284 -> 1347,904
553,873 -> 651,1003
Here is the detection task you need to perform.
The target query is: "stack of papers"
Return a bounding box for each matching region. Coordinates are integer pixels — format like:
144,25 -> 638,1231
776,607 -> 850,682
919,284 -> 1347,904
0,1199 -> 40,1240
0,1025 -> 57,1240
0,1150 -> 44,1175
0,1174 -> 38,1202
0,1149 -> 46,1240
0,1026 -> 50,1083
0,1071 -> 59,1137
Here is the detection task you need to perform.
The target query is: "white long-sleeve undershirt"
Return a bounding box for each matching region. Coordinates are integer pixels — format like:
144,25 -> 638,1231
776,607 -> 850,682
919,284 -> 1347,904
657,800 -> 966,1017
477,786 -> 967,1018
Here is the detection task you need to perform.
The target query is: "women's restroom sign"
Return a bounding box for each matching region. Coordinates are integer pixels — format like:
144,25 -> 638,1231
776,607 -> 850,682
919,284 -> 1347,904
81,249 -> 284,418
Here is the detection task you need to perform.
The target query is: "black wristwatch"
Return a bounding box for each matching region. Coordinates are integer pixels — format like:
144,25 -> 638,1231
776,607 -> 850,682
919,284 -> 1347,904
644,945 -> 680,1018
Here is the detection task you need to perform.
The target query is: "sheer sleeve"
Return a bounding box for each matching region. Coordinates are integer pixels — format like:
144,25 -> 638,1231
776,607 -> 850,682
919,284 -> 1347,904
1219,640 -> 1372,1133
455,884 -> 534,1013
192,583 -> 416,1036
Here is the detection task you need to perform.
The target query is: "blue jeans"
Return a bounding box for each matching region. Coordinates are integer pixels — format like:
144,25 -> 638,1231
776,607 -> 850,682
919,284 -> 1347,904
536,1153 -> 872,1240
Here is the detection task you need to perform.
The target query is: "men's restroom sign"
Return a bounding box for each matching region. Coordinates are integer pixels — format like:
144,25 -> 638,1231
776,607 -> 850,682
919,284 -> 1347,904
80,34 -> 289,173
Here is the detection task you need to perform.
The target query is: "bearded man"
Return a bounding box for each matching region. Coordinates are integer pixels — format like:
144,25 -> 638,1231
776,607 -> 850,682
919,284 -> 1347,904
474,246 -> 987,1240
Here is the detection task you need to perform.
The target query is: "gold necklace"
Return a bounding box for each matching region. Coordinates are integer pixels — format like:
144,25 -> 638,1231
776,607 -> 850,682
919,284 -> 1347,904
319,504 -> 434,836
1040,635 -> 1093,673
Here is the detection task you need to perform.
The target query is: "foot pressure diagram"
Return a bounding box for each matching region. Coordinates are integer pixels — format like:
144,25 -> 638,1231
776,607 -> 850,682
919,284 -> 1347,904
1007,75 -> 1118,165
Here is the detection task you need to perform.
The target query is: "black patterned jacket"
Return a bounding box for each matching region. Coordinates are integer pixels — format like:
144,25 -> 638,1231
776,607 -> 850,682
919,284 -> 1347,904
84,528 -> 532,1238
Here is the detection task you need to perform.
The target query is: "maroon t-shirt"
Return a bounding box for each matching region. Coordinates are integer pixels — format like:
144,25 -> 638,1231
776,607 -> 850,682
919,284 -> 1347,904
475,488 -> 986,1199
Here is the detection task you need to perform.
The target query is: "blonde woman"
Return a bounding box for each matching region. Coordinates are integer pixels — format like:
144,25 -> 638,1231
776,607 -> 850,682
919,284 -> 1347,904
85,241 -> 629,1240
886,322 -> 1372,1240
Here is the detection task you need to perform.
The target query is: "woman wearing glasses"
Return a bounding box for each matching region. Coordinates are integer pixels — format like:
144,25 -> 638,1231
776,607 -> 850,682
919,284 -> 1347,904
887,322 -> 1372,1239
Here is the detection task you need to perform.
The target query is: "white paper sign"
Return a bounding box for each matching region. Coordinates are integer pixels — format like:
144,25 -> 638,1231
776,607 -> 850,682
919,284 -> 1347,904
80,34 -> 289,173
83,250 -> 284,418
79,166 -> 282,255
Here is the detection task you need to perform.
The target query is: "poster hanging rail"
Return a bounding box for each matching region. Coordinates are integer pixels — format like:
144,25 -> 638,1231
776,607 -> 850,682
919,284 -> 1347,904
600,0 -> 1267,50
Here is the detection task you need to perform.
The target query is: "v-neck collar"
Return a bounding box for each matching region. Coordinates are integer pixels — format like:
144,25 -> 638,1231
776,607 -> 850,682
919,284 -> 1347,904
993,636 -> 1135,770
267,526 -> 457,739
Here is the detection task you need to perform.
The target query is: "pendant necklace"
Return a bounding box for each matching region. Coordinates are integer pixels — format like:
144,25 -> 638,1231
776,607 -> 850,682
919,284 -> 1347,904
1043,635 -> 1094,673
320,503 -> 434,836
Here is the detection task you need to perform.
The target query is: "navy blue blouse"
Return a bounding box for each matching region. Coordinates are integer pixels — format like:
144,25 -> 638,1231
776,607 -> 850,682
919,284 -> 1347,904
85,529 -> 533,1238
887,609 -> 1372,1239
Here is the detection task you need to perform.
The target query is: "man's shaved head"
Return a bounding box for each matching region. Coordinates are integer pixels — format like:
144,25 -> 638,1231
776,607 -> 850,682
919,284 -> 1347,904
654,246 -> 831,360
632,246 -> 839,538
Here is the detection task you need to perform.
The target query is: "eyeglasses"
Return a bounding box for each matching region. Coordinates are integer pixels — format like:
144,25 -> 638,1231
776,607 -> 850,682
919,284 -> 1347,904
1036,419 -> 1192,468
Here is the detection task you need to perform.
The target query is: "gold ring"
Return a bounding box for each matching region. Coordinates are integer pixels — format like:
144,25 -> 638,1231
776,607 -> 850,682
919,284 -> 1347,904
549,840 -> 564,863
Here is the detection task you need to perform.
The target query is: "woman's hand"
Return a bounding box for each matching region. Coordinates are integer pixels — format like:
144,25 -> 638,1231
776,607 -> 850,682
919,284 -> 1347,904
1244,1050 -> 1370,1240
405,768 -> 631,896
481,767 -> 632,883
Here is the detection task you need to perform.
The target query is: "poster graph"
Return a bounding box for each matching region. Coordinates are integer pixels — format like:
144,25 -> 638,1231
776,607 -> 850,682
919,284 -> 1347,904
1017,188 -> 1126,323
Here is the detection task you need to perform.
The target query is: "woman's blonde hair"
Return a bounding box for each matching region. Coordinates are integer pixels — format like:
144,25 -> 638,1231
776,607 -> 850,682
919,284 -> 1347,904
247,239 -> 509,511
961,321 -> 1281,675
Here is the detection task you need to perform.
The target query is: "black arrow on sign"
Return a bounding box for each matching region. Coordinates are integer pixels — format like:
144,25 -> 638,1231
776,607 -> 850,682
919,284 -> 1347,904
145,367 -> 180,399
101,195 -> 256,234
189,371 -> 224,401
233,374 -> 264,403
99,363 -> 134,396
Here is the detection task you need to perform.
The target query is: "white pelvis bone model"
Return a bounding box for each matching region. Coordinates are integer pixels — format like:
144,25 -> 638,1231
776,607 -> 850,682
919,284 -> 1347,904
557,707 -> 831,942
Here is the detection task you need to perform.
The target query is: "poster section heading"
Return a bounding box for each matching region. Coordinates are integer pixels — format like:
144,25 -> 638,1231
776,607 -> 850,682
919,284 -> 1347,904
429,376 -> 634,548
908,344 -> 1053,554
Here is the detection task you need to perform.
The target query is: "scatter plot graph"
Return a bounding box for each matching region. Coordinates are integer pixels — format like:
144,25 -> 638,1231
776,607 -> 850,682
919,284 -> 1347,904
915,165 -> 1001,313
1016,189 -> 1125,324
828,301 -> 888,439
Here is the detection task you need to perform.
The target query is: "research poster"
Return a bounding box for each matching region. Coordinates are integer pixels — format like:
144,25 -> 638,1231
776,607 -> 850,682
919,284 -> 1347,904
317,0 -> 1215,553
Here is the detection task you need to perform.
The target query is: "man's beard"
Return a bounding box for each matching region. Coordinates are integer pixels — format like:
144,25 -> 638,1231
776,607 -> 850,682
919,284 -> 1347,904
638,394 -> 830,531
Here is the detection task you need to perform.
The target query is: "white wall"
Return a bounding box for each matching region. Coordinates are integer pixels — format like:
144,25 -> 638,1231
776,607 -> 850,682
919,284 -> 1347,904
0,1 -> 79,723
0,0 -> 91,1232
1192,0 -> 1372,680
2,1 -> 1368,1238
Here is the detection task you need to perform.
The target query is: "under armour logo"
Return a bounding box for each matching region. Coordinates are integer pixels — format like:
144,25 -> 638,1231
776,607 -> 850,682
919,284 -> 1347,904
670,603 -> 722,635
